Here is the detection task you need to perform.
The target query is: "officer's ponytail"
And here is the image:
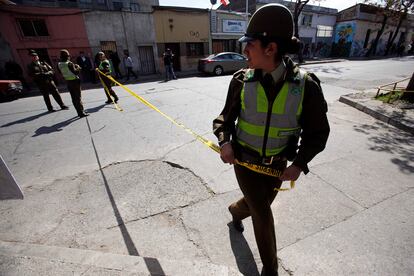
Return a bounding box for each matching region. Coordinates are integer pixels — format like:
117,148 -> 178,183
261,36 -> 301,61
286,37 -> 301,55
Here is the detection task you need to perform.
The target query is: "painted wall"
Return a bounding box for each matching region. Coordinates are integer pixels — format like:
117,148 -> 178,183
299,14 -> 337,42
153,8 -> 210,72
83,10 -> 158,74
333,19 -> 411,57
153,9 -> 209,43
332,21 -> 356,57
336,4 -> 414,57
0,5 -> 90,82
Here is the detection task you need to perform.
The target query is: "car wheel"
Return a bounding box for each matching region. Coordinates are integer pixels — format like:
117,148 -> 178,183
214,66 -> 223,76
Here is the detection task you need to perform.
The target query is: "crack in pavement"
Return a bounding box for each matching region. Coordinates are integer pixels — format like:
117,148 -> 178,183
177,209 -> 211,261
163,160 -> 215,196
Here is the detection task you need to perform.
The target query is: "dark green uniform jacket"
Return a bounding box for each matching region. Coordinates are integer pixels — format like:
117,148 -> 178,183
213,57 -> 330,174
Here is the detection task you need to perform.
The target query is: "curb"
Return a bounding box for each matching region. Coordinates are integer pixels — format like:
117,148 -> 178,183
0,240 -> 242,276
339,94 -> 414,135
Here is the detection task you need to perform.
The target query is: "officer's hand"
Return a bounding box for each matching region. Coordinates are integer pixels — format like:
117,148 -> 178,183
279,164 -> 302,181
220,143 -> 235,165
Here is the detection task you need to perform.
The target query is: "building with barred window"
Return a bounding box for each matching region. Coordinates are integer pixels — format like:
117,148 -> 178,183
0,4 -> 91,82
153,6 -> 210,73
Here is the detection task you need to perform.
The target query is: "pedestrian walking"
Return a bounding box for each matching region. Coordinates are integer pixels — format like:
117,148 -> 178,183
109,51 -> 123,79
123,51 -> 138,81
163,48 -> 177,81
57,49 -> 88,118
96,52 -> 119,104
213,4 -> 330,276
27,50 -> 69,112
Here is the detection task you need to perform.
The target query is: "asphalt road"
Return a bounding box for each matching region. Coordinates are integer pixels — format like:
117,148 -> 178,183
0,56 -> 413,275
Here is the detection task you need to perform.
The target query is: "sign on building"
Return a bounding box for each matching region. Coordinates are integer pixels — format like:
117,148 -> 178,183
223,20 -> 246,33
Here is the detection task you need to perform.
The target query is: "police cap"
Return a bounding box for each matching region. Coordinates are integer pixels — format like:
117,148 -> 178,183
239,4 -> 293,44
29,49 -> 38,56
60,49 -> 70,58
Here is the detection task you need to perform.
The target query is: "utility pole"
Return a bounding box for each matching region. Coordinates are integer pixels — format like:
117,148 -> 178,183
245,0 -> 249,28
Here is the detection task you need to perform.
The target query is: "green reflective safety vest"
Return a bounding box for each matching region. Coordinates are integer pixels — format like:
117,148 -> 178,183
99,59 -> 112,74
58,61 -> 77,81
236,69 -> 306,156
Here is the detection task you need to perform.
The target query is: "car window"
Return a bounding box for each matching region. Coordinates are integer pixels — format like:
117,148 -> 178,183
218,54 -> 232,60
231,54 -> 245,60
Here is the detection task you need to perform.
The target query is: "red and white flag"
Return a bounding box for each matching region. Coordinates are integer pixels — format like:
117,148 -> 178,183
220,0 -> 230,6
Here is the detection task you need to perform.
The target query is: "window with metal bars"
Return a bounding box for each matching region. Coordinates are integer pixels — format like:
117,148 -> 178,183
18,19 -> 49,37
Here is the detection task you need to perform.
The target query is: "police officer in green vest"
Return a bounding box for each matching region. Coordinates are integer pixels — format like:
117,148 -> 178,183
58,49 -> 88,118
213,4 -> 329,276
27,50 -> 69,112
97,51 -> 119,104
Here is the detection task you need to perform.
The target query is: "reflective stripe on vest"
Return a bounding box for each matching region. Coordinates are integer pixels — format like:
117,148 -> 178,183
99,60 -> 112,74
58,61 -> 77,80
236,69 -> 306,156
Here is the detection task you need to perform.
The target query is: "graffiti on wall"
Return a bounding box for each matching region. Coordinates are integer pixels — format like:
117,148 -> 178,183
331,22 -> 356,57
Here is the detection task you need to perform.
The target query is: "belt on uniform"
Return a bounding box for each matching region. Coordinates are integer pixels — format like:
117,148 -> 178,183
238,150 -> 286,166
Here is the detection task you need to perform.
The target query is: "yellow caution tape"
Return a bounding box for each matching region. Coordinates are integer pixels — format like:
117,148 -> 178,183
95,69 -> 294,191
235,160 -> 295,191
97,72 -> 123,111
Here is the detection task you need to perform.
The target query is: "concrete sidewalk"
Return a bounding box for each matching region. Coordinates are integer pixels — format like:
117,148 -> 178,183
339,90 -> 414,135
1,68 -> 413,275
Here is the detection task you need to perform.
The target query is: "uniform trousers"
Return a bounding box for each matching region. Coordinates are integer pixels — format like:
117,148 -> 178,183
66,79 -> 84,116
229,160 -> 286,276
37,80 -> 65,111
100,74 -> 118,102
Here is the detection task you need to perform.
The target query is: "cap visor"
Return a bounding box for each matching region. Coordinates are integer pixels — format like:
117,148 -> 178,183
238,35 -> 256,43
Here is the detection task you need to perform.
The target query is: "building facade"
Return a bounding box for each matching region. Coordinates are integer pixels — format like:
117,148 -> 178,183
11,0 -> 158,12
83,10 -> 158,75
219,0 -> 337,58
153,6 -> 210,73
333,4 -> 414,57
0,4 -> 91,82
210,10 -> 247,54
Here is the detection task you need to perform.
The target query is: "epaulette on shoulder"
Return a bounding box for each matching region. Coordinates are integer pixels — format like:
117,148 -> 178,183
233,68 -> 248,84
306,72 -> 321,87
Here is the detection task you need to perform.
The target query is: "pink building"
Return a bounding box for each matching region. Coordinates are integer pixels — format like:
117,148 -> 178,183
0,5 -> 91,82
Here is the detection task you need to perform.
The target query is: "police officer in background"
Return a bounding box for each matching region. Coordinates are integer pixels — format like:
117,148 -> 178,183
96,51 -> 119,104
27,50 -> 69,112
213,4 -> 329,275
58,49 -> 89,118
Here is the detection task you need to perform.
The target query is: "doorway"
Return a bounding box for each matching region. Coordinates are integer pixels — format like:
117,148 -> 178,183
138,46 -> 156,75
165,43 -> 180,72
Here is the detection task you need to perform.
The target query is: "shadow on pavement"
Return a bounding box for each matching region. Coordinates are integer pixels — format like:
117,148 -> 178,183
1,111 -> 50,128
228,223 -> 260,276
85,118 -> 166,276
85,103 -> 106,114
32,116 -> 79,137
353,121 -> 414,174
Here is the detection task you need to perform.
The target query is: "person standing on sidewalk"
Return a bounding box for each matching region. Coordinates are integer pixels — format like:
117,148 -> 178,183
57,49 -> 88,118
213,4 -> 329,276
109,51 -> 123,79
163,48 -> 177,81
27,50 -> 69,113
97,52 -> 119,104
123,51 -> 138,81
76,51 -> 93,83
